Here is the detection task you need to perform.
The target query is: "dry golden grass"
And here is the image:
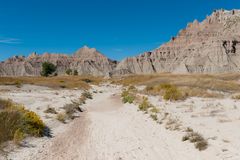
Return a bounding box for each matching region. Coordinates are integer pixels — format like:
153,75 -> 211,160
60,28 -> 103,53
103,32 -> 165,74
112,73 -> 240,98
0,76 -> 104,89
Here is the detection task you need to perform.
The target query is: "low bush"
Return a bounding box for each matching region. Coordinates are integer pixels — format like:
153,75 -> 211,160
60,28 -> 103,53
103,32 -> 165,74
121,90 -> 135,104
195,140 -> 208,151
0,99 -> 47,145
41,62 -> 57,77
13,129 -> 25,145
59,85 -> 66,89
150,114 -> 158,121
81,91 -> 93,99
65,69 -> 72,75
82,79 -> 92,83
122,95 -> 135,104
57,113 -> 67,123
44,107 -> 58,114
163,85 -> 183,101
15,81 -> 22,88
63,103 -> 81,119
144,83 -> 184,101
73,70 -> 78,76
138,97 -> 153,111
182,131 -> 208,151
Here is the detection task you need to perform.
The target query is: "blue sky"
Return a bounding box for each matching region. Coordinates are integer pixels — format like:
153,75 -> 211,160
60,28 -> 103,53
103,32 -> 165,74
0,0 -> 239,61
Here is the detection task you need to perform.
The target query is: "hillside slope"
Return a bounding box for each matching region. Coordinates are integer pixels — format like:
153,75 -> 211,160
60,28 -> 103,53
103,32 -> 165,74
114,9 -> 240,74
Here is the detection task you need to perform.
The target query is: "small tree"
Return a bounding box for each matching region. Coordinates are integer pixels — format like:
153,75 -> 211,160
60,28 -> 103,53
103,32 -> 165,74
73,70 -> 78,76
41,62 -> 57,77
66,69 -> 72,75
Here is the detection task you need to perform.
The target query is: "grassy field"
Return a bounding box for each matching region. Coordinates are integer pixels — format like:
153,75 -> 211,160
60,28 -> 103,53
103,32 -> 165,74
0,76 -> 104,89
112,73 -> 240,98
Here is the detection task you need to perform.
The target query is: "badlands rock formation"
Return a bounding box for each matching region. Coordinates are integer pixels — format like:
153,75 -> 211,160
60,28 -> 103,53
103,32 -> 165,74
115,9 -> 240,74
0,46 -> 117,76
1,9 -> 240,76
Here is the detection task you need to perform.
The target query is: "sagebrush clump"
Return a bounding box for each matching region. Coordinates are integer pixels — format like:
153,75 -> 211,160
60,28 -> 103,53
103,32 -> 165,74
121,89 -> 135,104
138,97 -> 153,112
144,83 -> 185,101
163,85 -> 183,101
182,131 -> 208,151
57,113 -> 67,123
0,99 -> 47,145
44,106 -> 58,114
82,91 -> 93,99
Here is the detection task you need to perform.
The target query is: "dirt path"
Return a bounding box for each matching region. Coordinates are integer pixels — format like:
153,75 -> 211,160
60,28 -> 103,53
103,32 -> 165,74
23,86 -> 212,160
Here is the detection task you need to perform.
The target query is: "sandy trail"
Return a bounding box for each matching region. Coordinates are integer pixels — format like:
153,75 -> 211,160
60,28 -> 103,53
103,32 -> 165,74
28,86 -> 208,160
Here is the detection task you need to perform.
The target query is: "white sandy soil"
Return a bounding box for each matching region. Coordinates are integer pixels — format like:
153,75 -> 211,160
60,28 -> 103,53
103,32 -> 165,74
0,84 -> 240,160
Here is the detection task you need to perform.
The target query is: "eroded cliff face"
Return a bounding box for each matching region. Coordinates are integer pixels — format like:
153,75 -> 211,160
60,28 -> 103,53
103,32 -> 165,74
2,10 -> 240,76
114,9 -> 240,75
0,46 -> 117,76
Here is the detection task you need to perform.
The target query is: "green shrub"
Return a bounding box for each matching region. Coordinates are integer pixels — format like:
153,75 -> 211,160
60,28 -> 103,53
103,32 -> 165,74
21,110 -> 46,137
122,95 -> 135,104
73,70 -> 78,76
163,85 -> 183,101
121,90 -> 135,104
138,97 -> 153,111
0,99 -> 47,145
41,62 -> 57,77
13,129 -> 24,145
65,69 -> 72,75
0,111 -> 22,144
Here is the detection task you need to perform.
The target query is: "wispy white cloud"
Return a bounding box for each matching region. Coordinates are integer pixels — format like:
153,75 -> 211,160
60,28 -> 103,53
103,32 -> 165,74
0,38 -> 21,44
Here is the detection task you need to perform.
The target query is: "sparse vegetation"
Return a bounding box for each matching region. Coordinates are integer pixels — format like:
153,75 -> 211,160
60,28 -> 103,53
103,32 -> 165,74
44,107 -> 58,114
182,131 -> 208,151
41,62 -> 57,77
59,85 -> 66,88
73,70 -> 78,76
57,113 -> 67,123
63,103 -> 81,119
66,69 -> 73,75
112,73 -> 240,98
81,91 -> 93,99
56,91 -> 91,123
163,84 -> 183,101
0,99 -> 48,145
232,94 -> 240,100
13,129 -> 25,145
0,76 -> 103,89
82,78 -> 93,83
15,81 -> 22,88
150,107 -> 160,113
121,86 -> 138,104
138,97 -> 153,112
150,114 -> 158,121
121,90 -> 135,104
